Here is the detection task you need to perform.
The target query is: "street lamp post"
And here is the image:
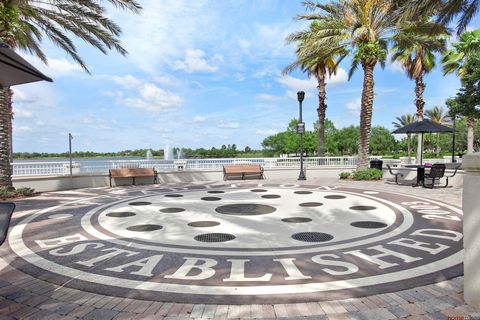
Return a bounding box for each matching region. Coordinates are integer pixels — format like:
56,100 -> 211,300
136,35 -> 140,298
297,91 -> 306,180
452,115 -> 456,163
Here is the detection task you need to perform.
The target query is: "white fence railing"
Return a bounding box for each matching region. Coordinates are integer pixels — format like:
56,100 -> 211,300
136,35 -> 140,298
11,156 -> 459,177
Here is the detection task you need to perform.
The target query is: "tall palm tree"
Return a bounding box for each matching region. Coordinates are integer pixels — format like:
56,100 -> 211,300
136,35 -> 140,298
426,106 -> 448,155
442,29 -> 480,154
284,21 -> 346,157
297,0 -> 394,170
399,0 -> 479,34
0,0 -> 141,188
392,113 -> 417,156
391,20 -> 448,163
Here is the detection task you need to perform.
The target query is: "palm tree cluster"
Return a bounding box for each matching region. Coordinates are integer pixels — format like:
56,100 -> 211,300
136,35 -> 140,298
0,0 -> 141,187
286,0 -> 479,169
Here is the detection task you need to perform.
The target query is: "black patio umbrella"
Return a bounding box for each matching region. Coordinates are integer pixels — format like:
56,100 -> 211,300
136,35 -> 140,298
392,119 -> 454,164
0,42 -> 52,88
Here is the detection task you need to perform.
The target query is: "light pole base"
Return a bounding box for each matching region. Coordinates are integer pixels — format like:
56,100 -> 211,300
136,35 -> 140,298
298,171 -> 306,180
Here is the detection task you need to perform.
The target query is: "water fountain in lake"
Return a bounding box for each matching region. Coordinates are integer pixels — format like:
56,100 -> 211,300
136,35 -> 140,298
146,149 -> 153,160
164,144 -> 174,160
177,149 -> 184,159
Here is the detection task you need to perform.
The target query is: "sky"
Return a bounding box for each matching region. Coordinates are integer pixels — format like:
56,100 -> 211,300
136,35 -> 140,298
11,0 -> 480,153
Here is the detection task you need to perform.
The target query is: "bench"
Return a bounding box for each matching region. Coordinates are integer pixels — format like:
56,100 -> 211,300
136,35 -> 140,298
0,202 -> 15,246
386,164 -> 403,184
223,164 -> 264,180
109,168 -> 158,187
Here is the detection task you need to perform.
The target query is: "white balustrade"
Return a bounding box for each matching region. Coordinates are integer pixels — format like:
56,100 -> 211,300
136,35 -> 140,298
10,156 -> 454,177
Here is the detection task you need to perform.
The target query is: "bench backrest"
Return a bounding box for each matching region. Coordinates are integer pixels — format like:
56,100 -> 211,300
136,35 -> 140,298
110,168 -> 156,178
224,164 -> 262,173
429,164 -> 446,178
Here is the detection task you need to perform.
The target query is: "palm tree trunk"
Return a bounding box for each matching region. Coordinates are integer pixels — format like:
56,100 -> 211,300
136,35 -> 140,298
316,69 -> 327,157
467,115 -> 475,154
415,73 -> 425,164
357,63 -> 375,170
0,88 -> 13,188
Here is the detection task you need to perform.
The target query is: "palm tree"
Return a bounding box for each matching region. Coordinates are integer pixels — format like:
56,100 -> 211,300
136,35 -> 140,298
297,0 -> 394,170
442,29 -> 480,154
0,0 -> 141,188
392,113 -> 417,156
399,0 -> 479,34
391,20 -> 448,163
426,106 -> 448,155
284,21 -> 346,157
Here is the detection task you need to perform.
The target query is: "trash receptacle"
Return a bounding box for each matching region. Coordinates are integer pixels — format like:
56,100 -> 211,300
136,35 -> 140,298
370,159 -> 383,170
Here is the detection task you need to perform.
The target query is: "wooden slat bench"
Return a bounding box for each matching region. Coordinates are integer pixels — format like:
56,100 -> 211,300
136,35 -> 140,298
223,164 -> 264,180
109,168 -> 158,187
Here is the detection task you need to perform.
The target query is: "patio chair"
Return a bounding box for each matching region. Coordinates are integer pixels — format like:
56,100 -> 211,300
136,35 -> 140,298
0,202 -> 15,246
422,163 -> 447,188
386,164 -> 403,184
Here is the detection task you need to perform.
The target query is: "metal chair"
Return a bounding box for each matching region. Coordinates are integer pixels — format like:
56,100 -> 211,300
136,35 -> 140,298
422,163 -> 447,188
386,164 -> 403,184
0,202 -> 15,246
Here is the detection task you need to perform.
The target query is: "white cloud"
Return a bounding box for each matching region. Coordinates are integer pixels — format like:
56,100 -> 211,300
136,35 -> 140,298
109,75 -> 183,112
387,60 -> 404,73
46,58 -> 83,76
277,75 -> 317,92
193,116 -> 207,123
326,68 -> 348,85
218,121 -> 240,129
14,125 -> 33,133
14,109 -> 33,118
255,128 -> 278,135
255,93 -> 282,102
173,49 -> 221,73
346,98 -> 361,115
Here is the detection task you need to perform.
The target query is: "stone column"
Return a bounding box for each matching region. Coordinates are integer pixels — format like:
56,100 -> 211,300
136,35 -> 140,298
462,152 -> 480,307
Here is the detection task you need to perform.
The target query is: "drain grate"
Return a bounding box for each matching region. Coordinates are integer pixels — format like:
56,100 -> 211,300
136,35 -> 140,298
351,221 -> 388,229
201,197 -> 222,201
164,194 -> 183,198
160,208 -> 185,213
208,190 -> 225,194
129,201 -> 152,206
251,189 -> 267,192
299,202 -> 323,207
106,212 -> 136,217
349,206 -> 377,211
294,191 -> 313,195
261,194 -> 281,199
188,221 -> 220,228
292,232 -> 333,242
194,233 -> 235,242
127,224 -> 162,232
282,217 -> 312,223
324,195 -> 346,199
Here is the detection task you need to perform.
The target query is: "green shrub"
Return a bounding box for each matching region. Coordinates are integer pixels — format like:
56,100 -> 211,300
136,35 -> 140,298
0,186 -> 36,198
352,168 -> 383,181
339,172 -> 351,179
15,187 -> 35,196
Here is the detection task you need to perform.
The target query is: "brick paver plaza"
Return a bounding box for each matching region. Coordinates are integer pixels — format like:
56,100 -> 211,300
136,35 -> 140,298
0,177 -> 479,319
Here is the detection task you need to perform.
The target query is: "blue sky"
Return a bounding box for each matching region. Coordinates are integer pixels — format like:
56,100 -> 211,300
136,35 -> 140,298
11,0 -> 479,153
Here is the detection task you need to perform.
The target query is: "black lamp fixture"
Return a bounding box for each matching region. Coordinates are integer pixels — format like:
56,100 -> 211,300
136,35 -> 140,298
297,91 -> 306,180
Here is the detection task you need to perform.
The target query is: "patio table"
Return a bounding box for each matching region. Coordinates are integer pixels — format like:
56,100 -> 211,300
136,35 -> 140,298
405,164 -> 427,187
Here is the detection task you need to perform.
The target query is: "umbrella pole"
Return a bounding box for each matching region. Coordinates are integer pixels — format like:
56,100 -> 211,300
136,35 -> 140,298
420,133 -> 424,165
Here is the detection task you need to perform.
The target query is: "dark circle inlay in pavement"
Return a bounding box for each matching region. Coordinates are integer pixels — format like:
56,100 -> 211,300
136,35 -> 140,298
294,191 -> 313,195
188,221 -> 220,228
351,221 -> 388,229
165,194 -> 183,198
261,194 -> 281,199
282,217 -> 312,223
349,206 -> 377,211
292,232 -> 334,242
216,204 -> 276,215
194,233 -> 236,242
251,189 -> 267,192
106,212 -> 136,218
127,224 -> 163,232
129,201 -> 152,206
207,190 -> 225,194
299,202 -> 323,207
160,208 -> 185,213
201,197 -> 222,201
324,195 -> 346,200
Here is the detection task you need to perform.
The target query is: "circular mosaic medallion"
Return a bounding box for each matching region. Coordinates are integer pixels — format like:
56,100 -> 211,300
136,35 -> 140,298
9,184 -> 463,304
207,190 -> 225,194
201,197 -> 222,201
294,191 -> 313,195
